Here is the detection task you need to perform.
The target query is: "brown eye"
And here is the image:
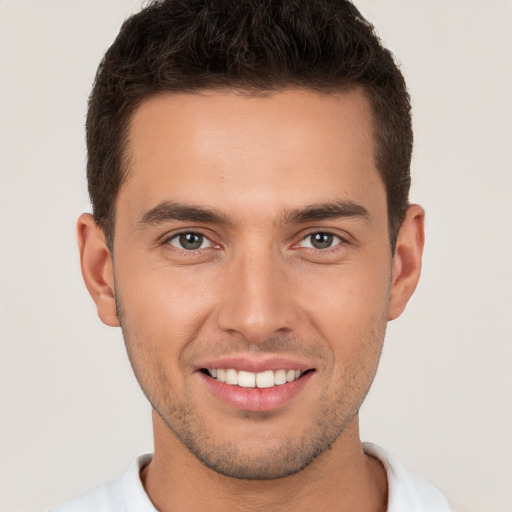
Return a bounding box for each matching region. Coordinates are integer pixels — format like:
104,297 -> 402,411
168,232 -> 211,250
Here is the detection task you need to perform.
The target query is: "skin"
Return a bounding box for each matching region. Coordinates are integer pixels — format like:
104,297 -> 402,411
78,88 -> 424,512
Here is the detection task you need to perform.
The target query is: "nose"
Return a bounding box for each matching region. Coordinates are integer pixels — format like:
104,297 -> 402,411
216,248 -> 296,344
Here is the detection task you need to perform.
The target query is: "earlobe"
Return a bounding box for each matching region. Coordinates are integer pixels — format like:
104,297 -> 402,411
388,204 -> 425,321
77,213 -> 120,327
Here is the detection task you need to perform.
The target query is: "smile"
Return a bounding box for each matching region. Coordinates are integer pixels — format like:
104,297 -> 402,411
204,368 -> 303,388
199,364 -> 315,412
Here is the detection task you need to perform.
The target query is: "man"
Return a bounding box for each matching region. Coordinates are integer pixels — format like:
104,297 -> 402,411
52,0 -> 452,510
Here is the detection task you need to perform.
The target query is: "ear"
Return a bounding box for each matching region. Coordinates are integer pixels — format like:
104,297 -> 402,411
77,213 -> 119,327
388,204 -> 425,321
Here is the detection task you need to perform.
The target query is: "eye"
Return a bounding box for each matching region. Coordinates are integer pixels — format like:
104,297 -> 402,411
167,232 -> 213,251
298,232 -> 342,250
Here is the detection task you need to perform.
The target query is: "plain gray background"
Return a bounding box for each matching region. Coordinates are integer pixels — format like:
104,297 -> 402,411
1,1 -> 511,511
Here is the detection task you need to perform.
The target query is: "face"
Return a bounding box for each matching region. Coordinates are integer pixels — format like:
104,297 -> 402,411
80,88 -> 423,479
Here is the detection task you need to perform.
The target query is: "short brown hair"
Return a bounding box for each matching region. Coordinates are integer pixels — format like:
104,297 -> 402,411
87,0 -> 412,249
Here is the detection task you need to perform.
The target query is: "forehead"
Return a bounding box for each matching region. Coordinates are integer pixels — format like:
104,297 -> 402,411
119,88 -> 383,223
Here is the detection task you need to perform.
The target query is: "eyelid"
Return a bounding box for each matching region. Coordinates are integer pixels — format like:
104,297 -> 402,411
158,227 -> 351,253
170,234 -> 213,250
161,229 -> 219,250
293,229 -> 350,250
301,233 -> 340,248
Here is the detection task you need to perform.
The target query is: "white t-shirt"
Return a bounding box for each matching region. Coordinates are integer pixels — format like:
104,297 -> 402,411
49,443 -> 452,512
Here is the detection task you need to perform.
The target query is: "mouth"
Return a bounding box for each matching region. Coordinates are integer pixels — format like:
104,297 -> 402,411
198,362 -> 315,412
200,367 -> 310,388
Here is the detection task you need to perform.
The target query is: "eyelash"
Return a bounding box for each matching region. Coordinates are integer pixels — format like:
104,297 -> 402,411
162,230 -> 217,254
161,229 -> 347,254
295,231 -> 345,251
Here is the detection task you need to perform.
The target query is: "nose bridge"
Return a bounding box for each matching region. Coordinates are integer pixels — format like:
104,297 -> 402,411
217,240 -> 294,342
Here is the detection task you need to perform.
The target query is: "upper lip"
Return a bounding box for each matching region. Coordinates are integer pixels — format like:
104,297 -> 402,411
196,356 -> 313,373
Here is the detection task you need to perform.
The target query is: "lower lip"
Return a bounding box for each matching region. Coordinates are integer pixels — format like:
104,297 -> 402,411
199,371 -> 314,412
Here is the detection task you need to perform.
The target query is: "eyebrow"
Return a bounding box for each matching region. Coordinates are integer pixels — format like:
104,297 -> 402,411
136,199 -> 369,230
136,201 -> 229,229
280,200 -> 370,224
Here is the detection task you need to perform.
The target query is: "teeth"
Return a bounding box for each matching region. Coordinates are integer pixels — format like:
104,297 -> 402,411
225,369 -> 238,385
256,370 -> 274,388
207,368 -> 303,388
238,370 -> 256,388
274,369 -> 287,385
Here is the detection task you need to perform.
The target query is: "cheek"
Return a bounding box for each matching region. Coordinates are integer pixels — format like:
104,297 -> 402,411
298,260 -> 391,335
294,258 -> 390,385
114,263 -> 219,351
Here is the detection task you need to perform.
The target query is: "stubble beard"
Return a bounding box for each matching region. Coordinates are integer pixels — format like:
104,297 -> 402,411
151,380 -> 358,480
116,296 -> 386,480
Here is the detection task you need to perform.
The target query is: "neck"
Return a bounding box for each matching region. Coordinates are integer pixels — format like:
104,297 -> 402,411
141,411 -> 387,512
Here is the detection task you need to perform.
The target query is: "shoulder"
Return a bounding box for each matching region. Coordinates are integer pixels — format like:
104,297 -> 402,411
48,454 -> 155,512
363,442 -> 453,512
